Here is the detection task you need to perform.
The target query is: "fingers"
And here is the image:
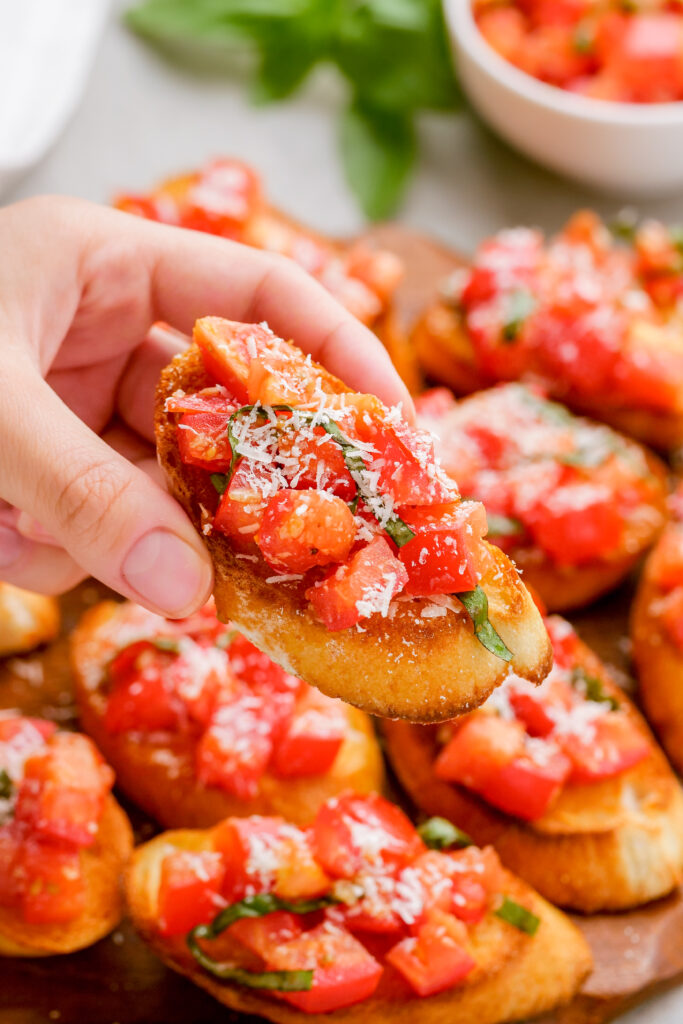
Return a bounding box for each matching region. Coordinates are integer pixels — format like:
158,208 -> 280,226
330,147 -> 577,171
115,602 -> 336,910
0,366 -> 213,616
117,324 -> 190,442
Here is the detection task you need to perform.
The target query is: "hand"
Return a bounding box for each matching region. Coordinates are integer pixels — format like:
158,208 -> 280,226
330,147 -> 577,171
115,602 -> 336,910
0,196 -> 412,617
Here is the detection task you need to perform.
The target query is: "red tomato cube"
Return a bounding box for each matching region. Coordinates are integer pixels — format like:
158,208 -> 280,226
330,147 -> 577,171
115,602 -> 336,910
558,712 -> 650,784
177,411 -> 233,472
270,690 -> 345,778
158,849 -> 226,936
196,696 -> 275,800
256,489 -> 356,574
387,909 -> 475,997
398,501 -> 488,596
20,839 -> 85,925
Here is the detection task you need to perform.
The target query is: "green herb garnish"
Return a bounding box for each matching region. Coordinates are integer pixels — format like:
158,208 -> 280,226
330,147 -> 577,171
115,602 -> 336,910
571,667 -> 620,711
494,896 -> 540,936
210,472 -> 228,495
610,210 -> 638,243
501,289 -> 536,343
418,816 -> 473,850
573,22 -> 594,55
152,636 -> 183,654
0,769 -> 13,801
187,891 -> 340,991
455,585 -> 513,663
125,0 -> 461,219
486,513 -> 524,538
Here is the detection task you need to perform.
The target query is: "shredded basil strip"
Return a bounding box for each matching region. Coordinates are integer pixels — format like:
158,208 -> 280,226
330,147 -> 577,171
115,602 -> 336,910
418,816 -> 473,850
455,586 -> 513,663
0,769 -> 13,800
494,896 -> 540,936
152,637 -> 182,654
486,513 -> 524,538
501,289 -> 536,343
187,892 -> 339,992
210,472 -> 228,495
571,667 -> 620,711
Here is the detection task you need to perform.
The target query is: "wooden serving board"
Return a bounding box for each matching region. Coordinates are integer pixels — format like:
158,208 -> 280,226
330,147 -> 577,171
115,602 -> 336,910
2,224 -> 683,1024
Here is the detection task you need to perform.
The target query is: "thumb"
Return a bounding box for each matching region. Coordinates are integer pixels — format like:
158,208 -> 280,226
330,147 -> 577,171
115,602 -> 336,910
0,368 -> 213,617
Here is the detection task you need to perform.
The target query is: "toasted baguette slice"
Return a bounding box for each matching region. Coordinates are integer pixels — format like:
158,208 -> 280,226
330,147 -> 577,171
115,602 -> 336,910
155,336 -> 551,723
383,639 -> 683,913
0,583 -> 60,658
631,527 -> 683,777
0,796 -> 133,956
71,600 -> 384,828
127,828 -> 592,1024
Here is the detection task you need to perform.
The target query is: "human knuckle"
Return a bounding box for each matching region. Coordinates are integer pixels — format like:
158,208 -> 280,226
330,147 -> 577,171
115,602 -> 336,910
53,455 -> 132,546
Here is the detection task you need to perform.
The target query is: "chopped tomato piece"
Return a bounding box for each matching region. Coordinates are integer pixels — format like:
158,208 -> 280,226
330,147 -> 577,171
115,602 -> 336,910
414,388 -> 457,420
355,414 -> 456,507
158,849 -> 226,936
212,816 -> 286,901
558,712 -> 650,784
227,635 -> 303,697
311,792 -> 424,879
165,389 -> 236,416
196,696 -> 275,800
230,910 -> 303,958
20,839 -> 86,925
387,909 -> 475,997
306,537 -> 408,631
194,319 -> 275,402
213,461 -> 273,550
435,714 -> 571,822
544,615 -> 579,668
256,489 -> 356,574
183,159 -> 261,237
105,642 -> 184,734
0,718 -> 55,745
266,922 -> 383,1013
276,428 -> 355,501
525,485 -> 623,566
177,411 -> 233,472
270,691 -> 345,779
508,676 -> 574,738
398,501 -> 488,596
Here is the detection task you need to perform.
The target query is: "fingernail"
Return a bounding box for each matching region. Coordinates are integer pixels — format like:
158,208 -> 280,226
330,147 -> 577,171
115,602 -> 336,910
121,529 -> 212,617
0,525 -> 27,568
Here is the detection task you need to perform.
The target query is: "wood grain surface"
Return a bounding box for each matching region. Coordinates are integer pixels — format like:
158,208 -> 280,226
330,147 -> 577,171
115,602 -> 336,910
2,224 -> 683,1024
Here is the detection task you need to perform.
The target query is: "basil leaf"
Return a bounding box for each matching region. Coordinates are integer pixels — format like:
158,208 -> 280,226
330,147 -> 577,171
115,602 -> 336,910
151,636 -> 183,654
455,586 -> 513,663
0,769 -> 13,801
210,473 -> 228,495
571,667 -> 620,711
610,210 -> 638,243
339,99 -> 416,221
418,816 -> 473,850
494,896 -> 540,936
501,289 -> 536,343
486,513 -> 523,538
383,516 -> 416,548
188,934 -> 313,991
196,891 -> 340,940
573,22 -> 594,54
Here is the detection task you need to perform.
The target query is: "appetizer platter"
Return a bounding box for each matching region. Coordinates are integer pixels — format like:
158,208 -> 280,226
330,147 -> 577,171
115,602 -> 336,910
4,167 -> 683,1024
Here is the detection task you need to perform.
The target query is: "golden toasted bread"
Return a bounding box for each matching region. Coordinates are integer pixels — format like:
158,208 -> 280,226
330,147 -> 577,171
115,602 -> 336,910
127,828 -> 592,1024
383,640 -> 683,913
0,796 -> 133,956
0,583 -> 60,658
155,341 -> 551,723
71,600 -> 384,828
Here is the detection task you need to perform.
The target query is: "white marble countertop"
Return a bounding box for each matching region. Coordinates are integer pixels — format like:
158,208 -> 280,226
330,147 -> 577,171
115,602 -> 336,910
4,3 -> 683,1021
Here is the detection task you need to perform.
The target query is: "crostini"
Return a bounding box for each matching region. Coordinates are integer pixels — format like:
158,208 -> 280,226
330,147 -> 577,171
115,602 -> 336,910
155,317 -> 551,722
115,157 -> 420,391
0,713 -> 133,956
383,615 -> 683,912
0,583 -> 60,658
413,211 -> 683,451
416,384 -> 668,612
71,599 -> 383,828
632,486 -> 683,776
127,792 -> 592,1023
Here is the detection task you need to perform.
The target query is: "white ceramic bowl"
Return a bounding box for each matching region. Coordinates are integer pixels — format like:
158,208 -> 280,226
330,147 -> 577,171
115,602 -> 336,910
444,0 -> 683,196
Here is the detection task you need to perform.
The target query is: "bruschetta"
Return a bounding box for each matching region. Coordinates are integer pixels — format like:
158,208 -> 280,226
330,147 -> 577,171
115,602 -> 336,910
0,713 -> 133,956
126,792 -> 592,1023
416,384 -> 668,612
0,583 -> 60,658
632,485 -> 683,776
71,599 -> 383,828
383,615 -> 683,912
115,157 -> 420,391
155,317 -> 552,722
413,211 -> 683,451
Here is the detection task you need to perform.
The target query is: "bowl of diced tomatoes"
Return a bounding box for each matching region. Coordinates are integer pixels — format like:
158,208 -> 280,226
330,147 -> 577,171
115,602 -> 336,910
444,0 -> 683,195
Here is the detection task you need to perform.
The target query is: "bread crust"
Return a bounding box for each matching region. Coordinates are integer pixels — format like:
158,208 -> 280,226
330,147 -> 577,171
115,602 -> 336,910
631,538 -> 683,777
0,796 -> 133,956
126,828 -> 592,1024
155,345 -> 552,723
382,638 -> 683,913
71,601 -> 384,828
0,583 -> 60,658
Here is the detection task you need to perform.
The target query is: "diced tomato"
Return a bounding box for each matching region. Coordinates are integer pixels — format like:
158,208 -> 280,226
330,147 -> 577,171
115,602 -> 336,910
16,734 -> 113,847
525,484 -> 623,565
461,267 -> 497,308
398,501 -> 488,597
276,427 -> 355,501
170,647 -> 237,727
270,830 -> 331,902
270,691 -> 345,779
230,910 -> 303,958
194,319 -> 272,402
477,7 -> 527,64
508,675 -> 575,738
0,717 -> 56,745
183,159 -> 262,237
434,714 -> 571,822
266,922 -> 383,1013
387,909 -> 475,997
256,489 -> 356,573
196,696 -> 275,800
213,461 -> 273,550
306,537 -> 408,632
608,14 -> 683,104
115,194 -> 170,222
105,642 -> 184,734
157,849 -> 226,936
355,414 -> 457,507
558,712 -> 650,784
165,389 -> 236,416
614,343 -> 683,414
177,411 -> 233,472
414,388 -> 457,421
20,838 -> 86,925
544,615 -> 579,668
227,634 -> 303,697
345,244 -> 403,304
311,792 -> 424,880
